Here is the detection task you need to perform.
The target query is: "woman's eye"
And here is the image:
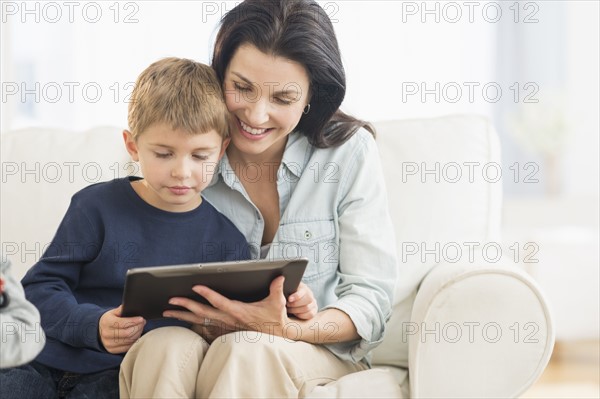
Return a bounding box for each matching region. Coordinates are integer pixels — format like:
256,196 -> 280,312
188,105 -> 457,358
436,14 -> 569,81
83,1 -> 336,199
233,82 -> 251,92
274,97 -> 293,106
154,152 -> 171,158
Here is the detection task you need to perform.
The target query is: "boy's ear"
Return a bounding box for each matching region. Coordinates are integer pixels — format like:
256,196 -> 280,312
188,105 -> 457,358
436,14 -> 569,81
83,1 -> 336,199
122,130 -> 140,161
218,138 -> 231,159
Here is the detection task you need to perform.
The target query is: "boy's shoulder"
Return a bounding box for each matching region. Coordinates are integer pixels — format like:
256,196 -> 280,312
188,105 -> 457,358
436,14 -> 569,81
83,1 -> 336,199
72,177 -> 130,198
200,198 -> 246,236
200,198 -> 237,227
69,177 -> 131,210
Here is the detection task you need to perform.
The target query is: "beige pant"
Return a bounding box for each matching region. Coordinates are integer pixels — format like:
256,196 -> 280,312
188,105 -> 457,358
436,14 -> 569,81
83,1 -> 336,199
119,326 -> 368,398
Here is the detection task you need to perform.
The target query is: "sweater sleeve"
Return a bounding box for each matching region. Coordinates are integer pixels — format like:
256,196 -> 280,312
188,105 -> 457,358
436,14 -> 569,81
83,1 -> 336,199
0,257 -> 46,368
21,196 -> 108,352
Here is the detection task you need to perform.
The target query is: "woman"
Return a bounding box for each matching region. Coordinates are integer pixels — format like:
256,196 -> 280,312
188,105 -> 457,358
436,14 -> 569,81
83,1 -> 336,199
120,1 -> 398,397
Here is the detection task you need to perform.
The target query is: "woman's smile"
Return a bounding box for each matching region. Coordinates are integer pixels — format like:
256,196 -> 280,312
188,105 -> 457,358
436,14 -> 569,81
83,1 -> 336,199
237,118 -> 273,140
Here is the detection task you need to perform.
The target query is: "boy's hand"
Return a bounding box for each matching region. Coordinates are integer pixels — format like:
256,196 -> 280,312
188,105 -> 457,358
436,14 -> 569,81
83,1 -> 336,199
99,305 -> 146,354
286,282 -> 317,320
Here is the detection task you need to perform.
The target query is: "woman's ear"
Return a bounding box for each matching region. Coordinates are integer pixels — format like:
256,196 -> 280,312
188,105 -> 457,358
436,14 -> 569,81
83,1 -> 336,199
122,130 -> 140,161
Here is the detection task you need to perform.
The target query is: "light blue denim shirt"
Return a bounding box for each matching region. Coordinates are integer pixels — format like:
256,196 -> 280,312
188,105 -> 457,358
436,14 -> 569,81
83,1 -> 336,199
203,128 -> 398,363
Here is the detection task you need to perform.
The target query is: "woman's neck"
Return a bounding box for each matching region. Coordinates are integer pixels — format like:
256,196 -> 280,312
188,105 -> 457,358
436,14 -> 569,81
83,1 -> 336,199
227,136 -> 288,170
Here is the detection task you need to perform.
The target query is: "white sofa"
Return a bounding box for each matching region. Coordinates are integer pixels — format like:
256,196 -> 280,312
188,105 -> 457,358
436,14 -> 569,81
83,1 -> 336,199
1,115 -> 554,398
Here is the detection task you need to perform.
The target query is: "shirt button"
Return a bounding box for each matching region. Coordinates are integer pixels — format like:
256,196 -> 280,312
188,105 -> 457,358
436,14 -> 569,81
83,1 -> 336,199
304,231 -> 312,240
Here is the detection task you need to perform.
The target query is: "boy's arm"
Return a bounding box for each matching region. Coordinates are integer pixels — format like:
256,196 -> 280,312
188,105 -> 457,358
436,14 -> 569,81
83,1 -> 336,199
21,200 -> 109,352
0,257 -> 46,368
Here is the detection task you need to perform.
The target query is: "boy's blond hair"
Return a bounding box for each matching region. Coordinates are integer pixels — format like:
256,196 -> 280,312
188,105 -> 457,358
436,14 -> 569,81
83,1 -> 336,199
128,57 -> 229,140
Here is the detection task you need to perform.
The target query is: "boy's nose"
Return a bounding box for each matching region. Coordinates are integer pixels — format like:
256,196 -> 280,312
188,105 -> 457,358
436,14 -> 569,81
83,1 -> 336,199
171,159 -> 192,180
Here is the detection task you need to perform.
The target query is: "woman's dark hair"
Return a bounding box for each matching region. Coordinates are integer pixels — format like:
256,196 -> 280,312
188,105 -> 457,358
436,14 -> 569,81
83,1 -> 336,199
212,0 -> 375,148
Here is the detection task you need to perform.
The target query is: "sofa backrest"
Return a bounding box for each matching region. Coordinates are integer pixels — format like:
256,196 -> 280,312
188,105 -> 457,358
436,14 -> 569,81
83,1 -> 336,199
1,115 -> 502,368
375,114 -> 502,304
1,114 -> 502,323
1,127 -> 131,278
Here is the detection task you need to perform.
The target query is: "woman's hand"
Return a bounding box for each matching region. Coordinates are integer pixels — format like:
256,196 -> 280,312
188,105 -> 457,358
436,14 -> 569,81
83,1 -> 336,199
163,276 -> 292,341
98,305 -> 146,354
286,282 -> 317,320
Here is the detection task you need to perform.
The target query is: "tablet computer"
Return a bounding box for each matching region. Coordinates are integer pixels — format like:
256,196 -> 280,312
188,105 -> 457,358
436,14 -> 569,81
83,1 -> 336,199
121,258 -> 308,319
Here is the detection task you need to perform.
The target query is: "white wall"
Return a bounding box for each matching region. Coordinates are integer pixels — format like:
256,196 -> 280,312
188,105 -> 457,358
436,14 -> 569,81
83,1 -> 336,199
564,1 -> 600,197
2,1 -> 495,129
1,0 -> 598,199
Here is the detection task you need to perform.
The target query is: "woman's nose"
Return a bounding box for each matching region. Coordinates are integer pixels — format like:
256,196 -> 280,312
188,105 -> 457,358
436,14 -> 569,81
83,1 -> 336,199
245,98 -> 269,126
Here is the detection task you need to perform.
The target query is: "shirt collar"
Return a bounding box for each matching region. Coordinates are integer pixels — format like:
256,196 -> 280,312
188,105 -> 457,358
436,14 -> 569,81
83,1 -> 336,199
281,132 -> 311,178
208,155 -> 233,188
209,131 -> 311,186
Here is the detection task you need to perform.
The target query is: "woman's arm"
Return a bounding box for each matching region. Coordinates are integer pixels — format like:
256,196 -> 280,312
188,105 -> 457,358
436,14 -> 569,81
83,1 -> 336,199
293,308 -> 360,343
319,130 -> 398,361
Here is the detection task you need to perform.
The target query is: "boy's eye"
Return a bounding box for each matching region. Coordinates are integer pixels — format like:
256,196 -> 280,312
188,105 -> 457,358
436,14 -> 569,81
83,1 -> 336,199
193,154 -> 209,161
154,152 -> 171,159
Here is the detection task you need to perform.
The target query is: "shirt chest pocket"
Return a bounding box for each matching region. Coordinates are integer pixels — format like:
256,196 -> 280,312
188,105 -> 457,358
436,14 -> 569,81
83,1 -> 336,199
276,219 -> 339,282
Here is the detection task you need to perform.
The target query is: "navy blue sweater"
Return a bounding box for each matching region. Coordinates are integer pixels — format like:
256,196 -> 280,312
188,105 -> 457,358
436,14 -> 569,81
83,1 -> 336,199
21,177 -> 249,373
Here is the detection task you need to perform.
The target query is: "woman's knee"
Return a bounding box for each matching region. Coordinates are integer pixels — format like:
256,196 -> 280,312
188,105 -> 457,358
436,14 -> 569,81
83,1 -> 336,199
125,326 -> 207,362
140,326 -> 198,345
120,327 -> 208,398
208,331 -> 297,362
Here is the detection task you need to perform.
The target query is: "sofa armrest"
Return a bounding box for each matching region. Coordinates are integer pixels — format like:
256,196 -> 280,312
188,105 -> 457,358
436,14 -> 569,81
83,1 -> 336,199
408,262 -> 555,398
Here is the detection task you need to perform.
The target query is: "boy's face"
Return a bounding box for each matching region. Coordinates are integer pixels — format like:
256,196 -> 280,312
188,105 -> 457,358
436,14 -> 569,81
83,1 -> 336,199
123,123 -> 228,212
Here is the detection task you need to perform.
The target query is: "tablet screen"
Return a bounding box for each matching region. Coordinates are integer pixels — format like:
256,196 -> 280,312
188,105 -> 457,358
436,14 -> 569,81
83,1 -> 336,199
121,258 -> 308,319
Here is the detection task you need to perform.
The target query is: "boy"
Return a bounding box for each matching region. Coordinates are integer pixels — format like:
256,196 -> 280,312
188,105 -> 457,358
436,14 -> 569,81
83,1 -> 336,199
0,58 -> 250,398
0,256 -> 46,369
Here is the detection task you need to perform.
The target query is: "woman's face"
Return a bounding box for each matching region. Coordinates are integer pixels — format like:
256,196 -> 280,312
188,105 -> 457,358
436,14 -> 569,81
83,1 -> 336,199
223,44 -> 310,160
